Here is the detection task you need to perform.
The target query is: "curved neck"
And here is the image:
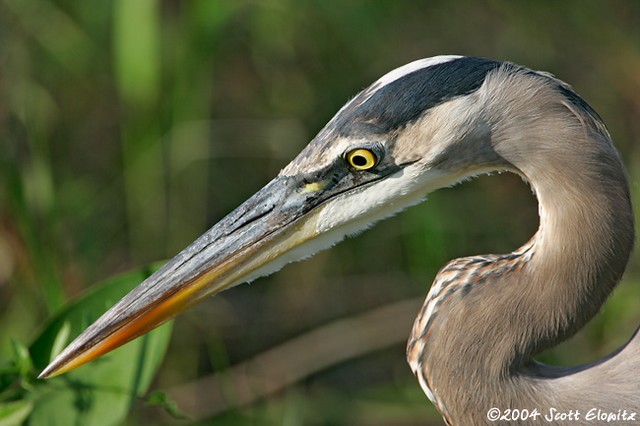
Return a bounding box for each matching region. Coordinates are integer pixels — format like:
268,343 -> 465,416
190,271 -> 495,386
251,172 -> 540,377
514,127 -> 634,359
409,91 -> 635,423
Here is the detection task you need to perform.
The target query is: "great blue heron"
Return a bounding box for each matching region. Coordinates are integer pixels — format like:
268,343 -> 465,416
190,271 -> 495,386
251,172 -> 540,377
40,56 -> 640,424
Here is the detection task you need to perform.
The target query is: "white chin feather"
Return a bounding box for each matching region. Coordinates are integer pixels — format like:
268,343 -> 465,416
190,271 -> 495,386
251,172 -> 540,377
239,164 -> 453,286
315,164 -> 452,237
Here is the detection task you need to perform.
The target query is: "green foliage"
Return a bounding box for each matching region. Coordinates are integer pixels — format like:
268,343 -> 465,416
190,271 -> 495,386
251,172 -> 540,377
144,391 -> 188,421
2,1 -> 640,425
0,267 -> 172,426
0,401 -> 32,426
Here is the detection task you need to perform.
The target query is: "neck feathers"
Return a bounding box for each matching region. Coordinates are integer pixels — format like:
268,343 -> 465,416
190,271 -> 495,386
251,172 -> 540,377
408,69 -> 636,423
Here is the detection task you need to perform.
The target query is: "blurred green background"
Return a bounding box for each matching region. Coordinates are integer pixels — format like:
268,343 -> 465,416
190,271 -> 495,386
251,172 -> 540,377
1,1 -> 640,425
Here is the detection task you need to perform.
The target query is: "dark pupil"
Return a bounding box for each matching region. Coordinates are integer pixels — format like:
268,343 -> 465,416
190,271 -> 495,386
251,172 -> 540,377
352,155 -> 368,166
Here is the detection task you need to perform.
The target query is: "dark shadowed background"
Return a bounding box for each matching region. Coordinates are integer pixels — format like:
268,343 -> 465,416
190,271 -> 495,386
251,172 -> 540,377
1,1 -> 640,425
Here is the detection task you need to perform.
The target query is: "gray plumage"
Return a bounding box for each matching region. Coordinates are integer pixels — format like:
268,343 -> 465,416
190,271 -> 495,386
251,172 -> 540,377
40,56 -> 640,425
402,59 -> 638,424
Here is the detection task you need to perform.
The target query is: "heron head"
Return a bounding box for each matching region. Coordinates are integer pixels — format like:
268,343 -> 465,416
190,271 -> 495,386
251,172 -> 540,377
40,55 -> 514,378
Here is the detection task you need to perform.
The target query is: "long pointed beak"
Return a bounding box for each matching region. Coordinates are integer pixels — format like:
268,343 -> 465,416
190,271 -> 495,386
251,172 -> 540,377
39,175 -> 325,379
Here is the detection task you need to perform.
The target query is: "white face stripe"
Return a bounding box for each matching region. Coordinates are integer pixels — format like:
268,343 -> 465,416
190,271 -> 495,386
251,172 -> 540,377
323,55 -> 464,141
353,55 -> 463,108
374,55 -> 463,91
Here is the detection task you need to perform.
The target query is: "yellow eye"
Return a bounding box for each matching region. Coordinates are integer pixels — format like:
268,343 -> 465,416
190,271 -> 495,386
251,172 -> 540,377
346,148 -> 377,170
